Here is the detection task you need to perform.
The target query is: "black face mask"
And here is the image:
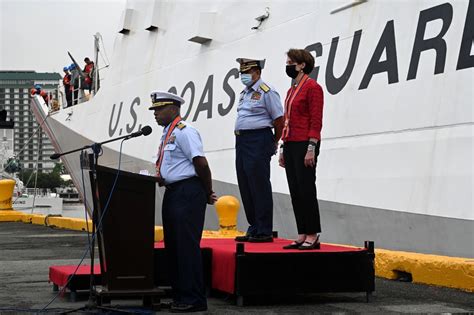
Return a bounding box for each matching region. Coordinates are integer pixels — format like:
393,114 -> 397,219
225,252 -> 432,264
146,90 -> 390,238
286,64 -> 298,79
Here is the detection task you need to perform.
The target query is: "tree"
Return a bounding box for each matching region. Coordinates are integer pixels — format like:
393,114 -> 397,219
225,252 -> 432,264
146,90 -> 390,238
19,163 -> 66,189
4,157 -> 22,174
52,163 -> 64,175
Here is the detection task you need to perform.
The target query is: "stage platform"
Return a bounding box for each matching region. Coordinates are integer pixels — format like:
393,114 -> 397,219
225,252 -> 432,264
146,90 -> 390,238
49,238 -> 375,305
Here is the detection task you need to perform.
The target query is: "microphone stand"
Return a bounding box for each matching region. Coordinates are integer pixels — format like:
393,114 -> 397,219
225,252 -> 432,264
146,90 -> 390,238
51,131 -> 146,309
50,131 -> 142,161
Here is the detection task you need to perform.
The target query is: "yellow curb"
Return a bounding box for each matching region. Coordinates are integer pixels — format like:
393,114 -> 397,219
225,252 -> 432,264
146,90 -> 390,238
23,214 -> 47,225
45,216 -> 94,232
375,248 -> 474,292
326,242 -> 474,292
0,210 -> 25,222
0,210 -> 162,239
281,243 -> 474,292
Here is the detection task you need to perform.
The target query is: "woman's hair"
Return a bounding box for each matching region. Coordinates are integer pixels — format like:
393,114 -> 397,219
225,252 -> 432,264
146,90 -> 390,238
286,49 -> 315,74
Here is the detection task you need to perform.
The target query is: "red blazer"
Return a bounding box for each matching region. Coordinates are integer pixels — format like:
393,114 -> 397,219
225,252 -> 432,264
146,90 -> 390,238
283,78 -> 324,142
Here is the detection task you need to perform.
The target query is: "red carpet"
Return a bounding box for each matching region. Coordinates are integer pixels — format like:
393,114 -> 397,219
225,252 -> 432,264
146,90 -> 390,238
49,265 -> 101,287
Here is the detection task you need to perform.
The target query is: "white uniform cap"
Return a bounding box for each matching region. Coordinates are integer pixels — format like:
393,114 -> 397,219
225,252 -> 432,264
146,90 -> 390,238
149,91 -> 185,110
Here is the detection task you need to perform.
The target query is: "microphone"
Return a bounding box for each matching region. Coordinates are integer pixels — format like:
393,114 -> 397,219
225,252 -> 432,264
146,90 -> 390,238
49,126 -> 152,160
129,125 -> 152,138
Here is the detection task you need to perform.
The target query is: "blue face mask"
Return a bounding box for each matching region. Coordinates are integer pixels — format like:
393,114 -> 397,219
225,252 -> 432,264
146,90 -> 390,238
240,73 -> 253,86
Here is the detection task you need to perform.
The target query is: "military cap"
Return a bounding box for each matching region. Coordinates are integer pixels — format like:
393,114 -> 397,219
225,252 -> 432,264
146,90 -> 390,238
149,91 -> 185,110
236,58 -> 266,72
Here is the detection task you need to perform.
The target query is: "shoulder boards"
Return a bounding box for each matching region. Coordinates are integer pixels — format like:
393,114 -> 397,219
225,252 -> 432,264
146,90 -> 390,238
176,121 -> 186,130
259,83 -> 270,93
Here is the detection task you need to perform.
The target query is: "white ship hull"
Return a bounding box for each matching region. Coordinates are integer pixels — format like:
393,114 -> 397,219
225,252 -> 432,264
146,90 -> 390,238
32,0 -> 473,257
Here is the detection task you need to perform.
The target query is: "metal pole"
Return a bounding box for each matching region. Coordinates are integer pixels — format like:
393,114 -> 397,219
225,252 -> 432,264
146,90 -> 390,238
93,33 -> 100,95
31,129 -> 41,214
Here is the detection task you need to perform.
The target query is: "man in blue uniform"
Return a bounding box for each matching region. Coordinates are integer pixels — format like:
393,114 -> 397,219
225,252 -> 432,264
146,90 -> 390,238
234,58 -> 284,243
151,91 -> 217,313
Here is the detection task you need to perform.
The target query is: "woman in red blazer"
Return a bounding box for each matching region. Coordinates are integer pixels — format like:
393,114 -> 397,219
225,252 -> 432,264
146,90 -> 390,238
279,48 -> 324,250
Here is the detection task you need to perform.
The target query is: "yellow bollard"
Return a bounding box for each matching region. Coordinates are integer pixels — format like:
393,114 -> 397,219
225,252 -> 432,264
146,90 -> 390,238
0,179 -> 16,210
208,195 -> 244,238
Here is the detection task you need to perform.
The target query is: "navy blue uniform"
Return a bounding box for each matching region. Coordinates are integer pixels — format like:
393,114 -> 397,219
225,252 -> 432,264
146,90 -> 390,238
235,78 -> 283,237
158,120 -> 207,307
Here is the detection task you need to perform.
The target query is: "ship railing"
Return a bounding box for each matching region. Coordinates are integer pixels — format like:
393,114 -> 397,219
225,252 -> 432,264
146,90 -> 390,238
23,188 -> 59,198
50,80 -> 93,113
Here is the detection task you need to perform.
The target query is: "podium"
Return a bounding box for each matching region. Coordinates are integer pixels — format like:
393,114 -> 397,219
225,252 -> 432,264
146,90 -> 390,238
90,165 -> 163,306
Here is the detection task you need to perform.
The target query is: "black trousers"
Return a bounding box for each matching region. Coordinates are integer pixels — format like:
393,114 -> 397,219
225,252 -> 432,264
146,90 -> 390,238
64,86 -> 72,108
162,177 -> 207,306
235,128 -> 274,236
283,141 -> 321,235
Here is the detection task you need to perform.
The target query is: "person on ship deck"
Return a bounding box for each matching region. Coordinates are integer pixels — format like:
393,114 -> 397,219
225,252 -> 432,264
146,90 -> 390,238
83,57 -> 94,93
62,66 -> 72,108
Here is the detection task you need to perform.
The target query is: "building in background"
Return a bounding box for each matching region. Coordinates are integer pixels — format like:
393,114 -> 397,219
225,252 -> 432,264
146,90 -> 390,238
0,110 -> 15,174
0,71 -> 61,173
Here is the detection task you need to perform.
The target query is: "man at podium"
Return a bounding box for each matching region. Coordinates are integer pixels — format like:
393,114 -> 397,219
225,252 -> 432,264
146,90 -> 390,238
150,91 -> 217,312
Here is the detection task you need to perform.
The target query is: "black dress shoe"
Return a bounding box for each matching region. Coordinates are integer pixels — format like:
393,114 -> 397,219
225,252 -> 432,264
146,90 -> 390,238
282,240 -> 304,249
170,303 -> 207,313
298,237 -> 321,250
234,235 -> 250,242
248,235 -> 273,243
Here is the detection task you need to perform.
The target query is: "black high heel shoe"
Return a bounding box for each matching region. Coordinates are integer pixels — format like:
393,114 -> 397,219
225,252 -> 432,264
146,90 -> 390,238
283,240 -> 304,250
298,236 -> 320,250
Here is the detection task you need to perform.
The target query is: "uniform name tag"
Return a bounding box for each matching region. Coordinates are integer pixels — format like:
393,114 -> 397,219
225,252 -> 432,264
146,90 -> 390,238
164,144 -> 176,150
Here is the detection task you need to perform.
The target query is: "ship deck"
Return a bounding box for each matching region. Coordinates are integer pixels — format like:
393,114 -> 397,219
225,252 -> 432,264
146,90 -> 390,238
0,222 -> 473,314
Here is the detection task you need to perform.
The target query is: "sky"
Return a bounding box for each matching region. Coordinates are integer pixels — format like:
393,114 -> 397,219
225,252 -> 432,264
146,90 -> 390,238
0,0 -> 126,74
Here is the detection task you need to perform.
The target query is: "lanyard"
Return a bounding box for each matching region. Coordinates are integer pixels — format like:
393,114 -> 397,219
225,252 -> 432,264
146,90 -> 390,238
282,74 -> 309,141
155,116 -> 182,178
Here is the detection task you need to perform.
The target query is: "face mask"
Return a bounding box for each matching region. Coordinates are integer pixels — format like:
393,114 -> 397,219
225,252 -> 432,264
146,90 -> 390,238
286,64 -> 299,79
240,73 -> 253,86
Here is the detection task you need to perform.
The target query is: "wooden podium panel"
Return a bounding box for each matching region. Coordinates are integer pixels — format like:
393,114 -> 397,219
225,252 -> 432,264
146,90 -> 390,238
92,165 -> 159,291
